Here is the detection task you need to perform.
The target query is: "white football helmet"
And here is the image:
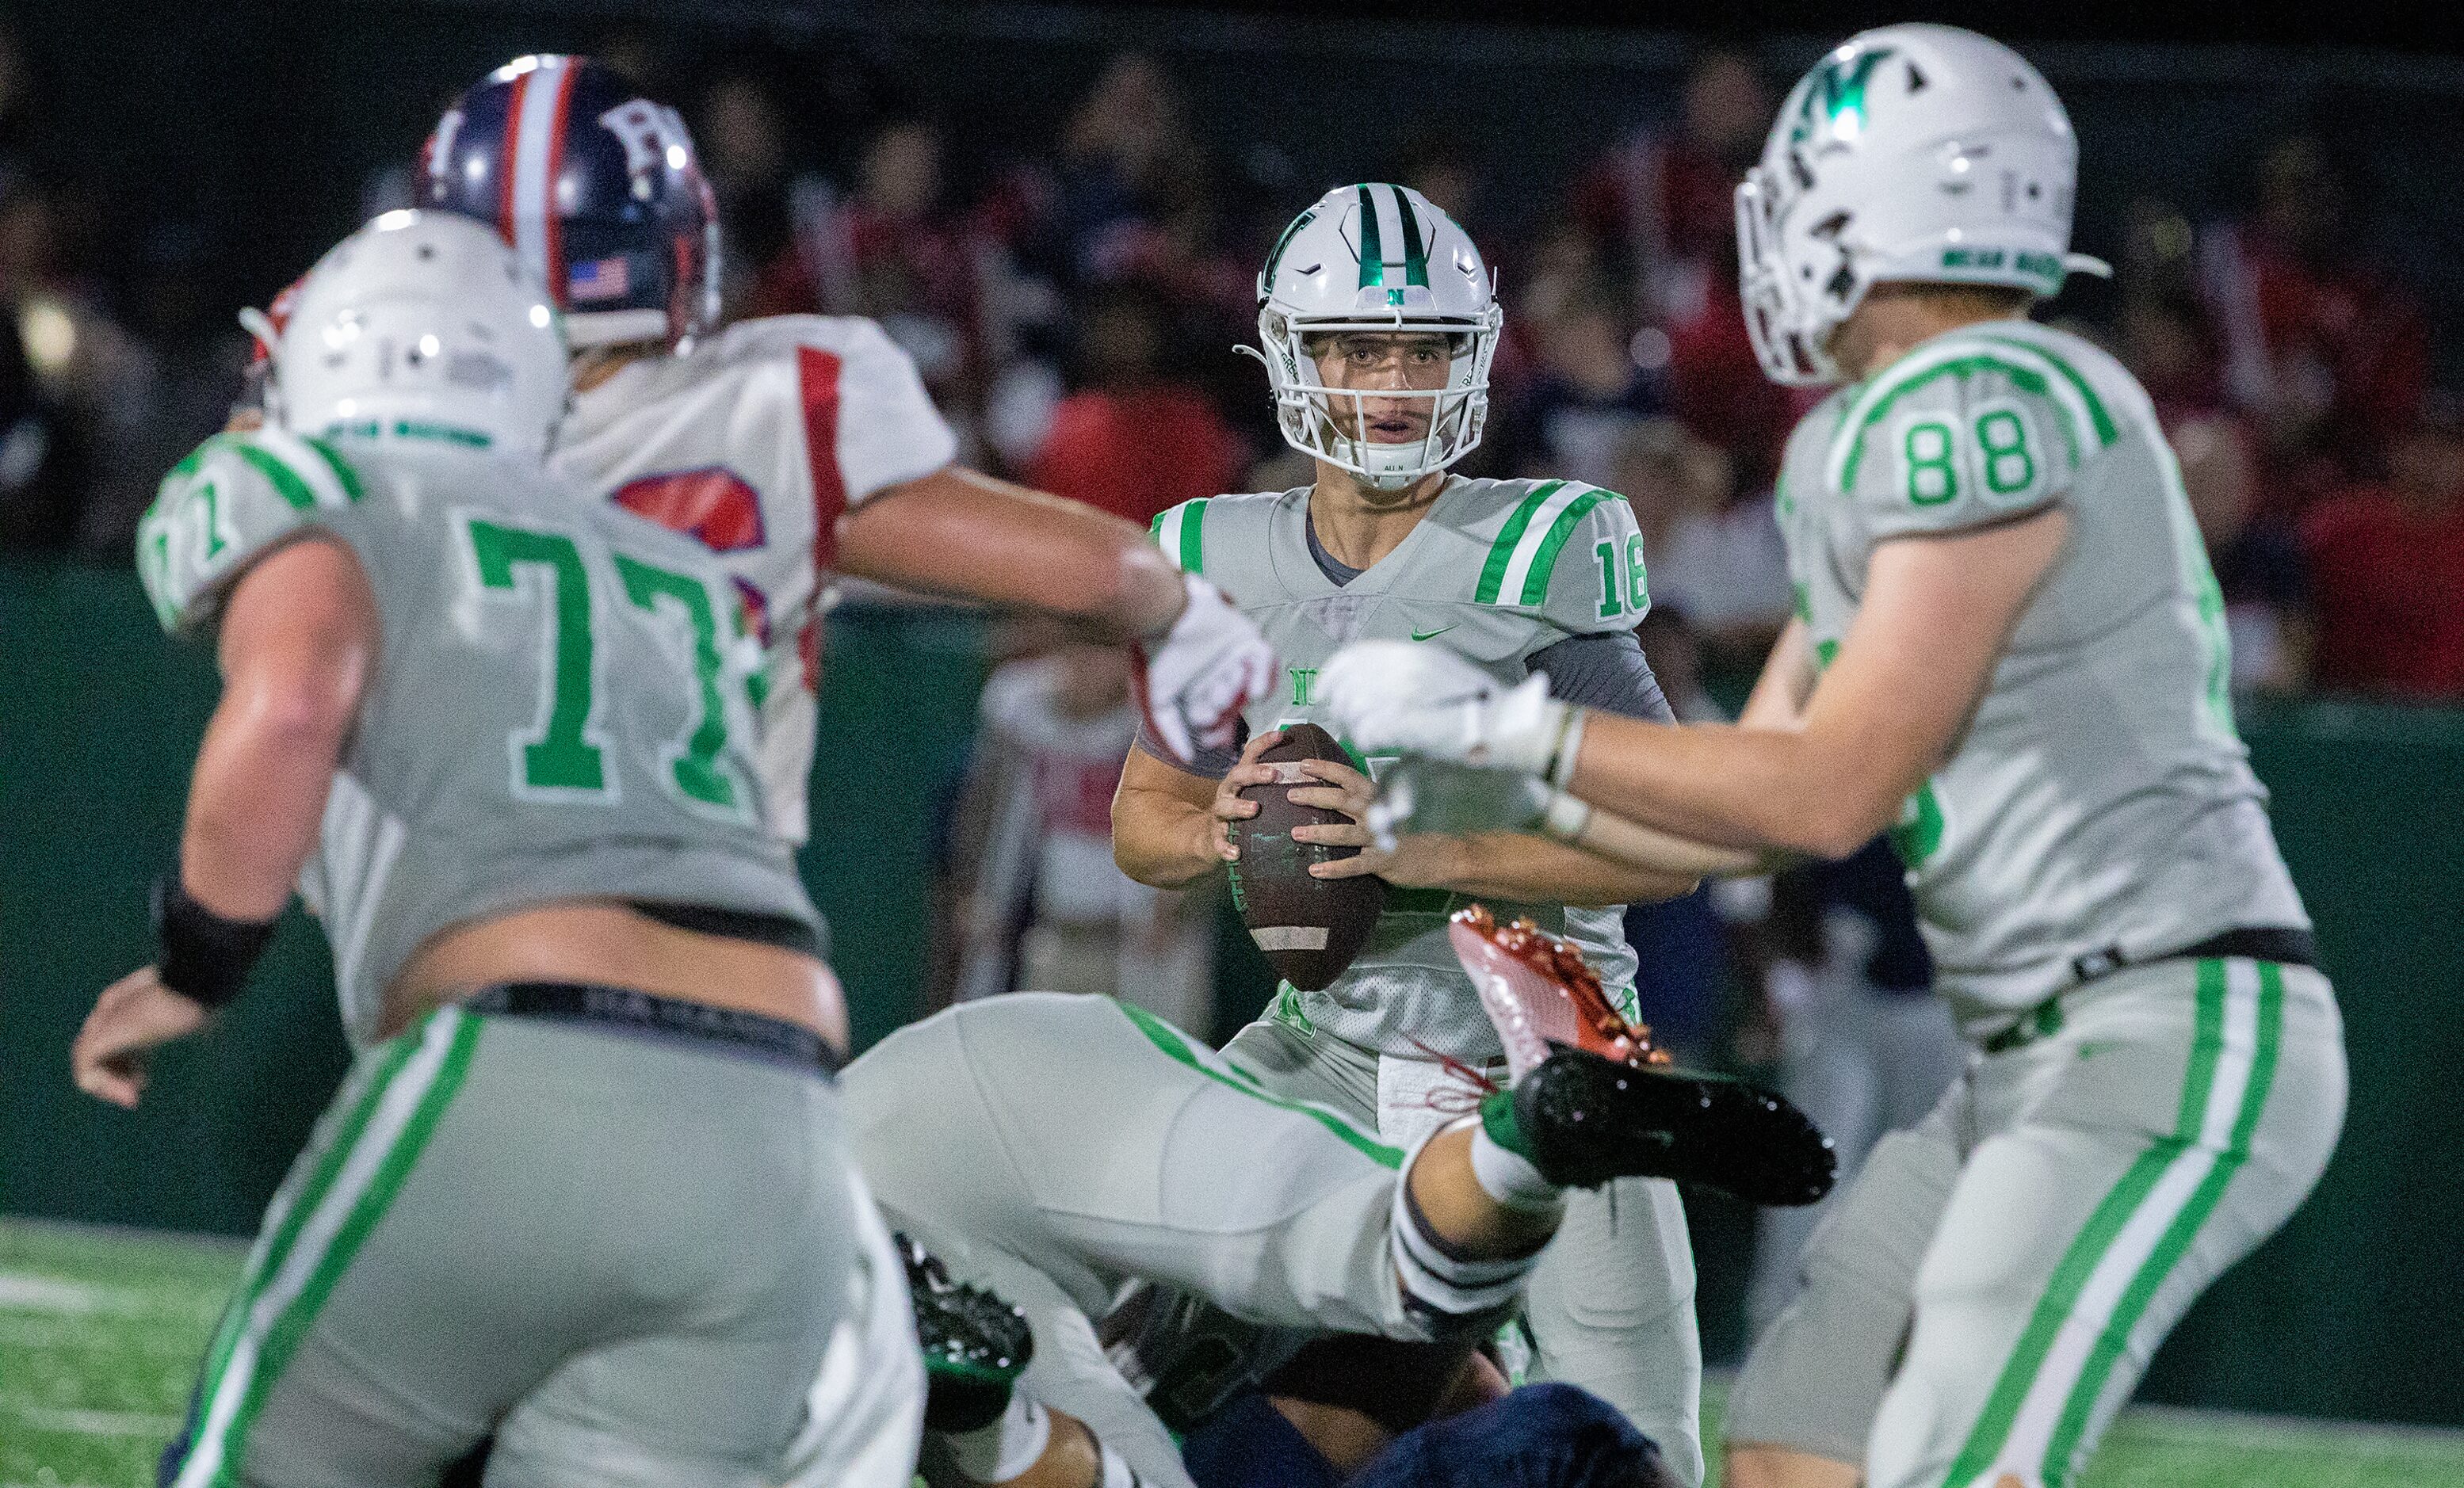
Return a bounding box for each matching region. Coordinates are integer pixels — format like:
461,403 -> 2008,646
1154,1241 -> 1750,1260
259,209 -> 570,460
1245,184 -> 1500,490
1735,24 -> 2111,386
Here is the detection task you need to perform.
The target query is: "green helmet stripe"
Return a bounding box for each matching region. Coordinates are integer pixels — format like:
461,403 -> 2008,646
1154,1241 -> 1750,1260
1356,184 -> 1385,288
1390,185 -> 1430,288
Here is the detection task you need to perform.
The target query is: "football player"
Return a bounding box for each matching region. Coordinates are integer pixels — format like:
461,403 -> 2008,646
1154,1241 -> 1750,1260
81,212 -> 878,1486
1109,183 -> 1712,1482
277,55 -> 1269,811
1320,26 -> 2347,1488
843,912 -> 1833,1488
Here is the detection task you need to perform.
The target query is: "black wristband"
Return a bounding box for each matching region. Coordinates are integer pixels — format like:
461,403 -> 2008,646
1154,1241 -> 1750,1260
151,873 -> 277,1010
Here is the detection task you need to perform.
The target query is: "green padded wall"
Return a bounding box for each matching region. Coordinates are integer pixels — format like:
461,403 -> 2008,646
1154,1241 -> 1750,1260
3,560 -> 2458,1424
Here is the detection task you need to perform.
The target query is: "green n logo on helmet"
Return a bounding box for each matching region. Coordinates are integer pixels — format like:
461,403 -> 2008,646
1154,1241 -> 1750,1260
1356,184 -> 1431,291
1790,48 -> 1895,151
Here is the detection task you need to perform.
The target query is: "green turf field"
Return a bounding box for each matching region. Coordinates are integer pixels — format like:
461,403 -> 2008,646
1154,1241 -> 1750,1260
6,1217 -> 2462,1488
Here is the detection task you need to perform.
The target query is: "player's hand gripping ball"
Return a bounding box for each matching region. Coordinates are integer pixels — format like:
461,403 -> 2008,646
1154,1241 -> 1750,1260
1228,723 -> 1384,990
1134,573 -> 1278,767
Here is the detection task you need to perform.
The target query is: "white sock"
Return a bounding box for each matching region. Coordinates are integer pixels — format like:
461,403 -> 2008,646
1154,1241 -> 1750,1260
1469,1120 -> 1563,1214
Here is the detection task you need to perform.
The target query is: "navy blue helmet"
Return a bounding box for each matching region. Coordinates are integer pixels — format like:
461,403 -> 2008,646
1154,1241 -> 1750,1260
421,55 -> 720,349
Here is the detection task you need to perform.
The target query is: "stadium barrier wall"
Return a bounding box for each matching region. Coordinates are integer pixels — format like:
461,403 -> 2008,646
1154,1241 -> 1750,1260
3,559 -> 2459,1425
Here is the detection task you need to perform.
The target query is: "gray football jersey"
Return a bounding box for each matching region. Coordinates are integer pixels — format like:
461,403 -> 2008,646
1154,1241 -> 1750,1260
1774,318 -> 2306,1036
1153,475 -> 1650,1063
139,429 -> 819,1046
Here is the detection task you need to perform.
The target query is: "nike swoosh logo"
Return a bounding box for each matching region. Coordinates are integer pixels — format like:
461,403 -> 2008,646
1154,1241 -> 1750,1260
1410,625 -> 1457,642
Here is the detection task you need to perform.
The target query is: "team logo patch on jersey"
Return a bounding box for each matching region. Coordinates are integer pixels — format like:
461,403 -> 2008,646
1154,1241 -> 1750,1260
611,467 -> 766,552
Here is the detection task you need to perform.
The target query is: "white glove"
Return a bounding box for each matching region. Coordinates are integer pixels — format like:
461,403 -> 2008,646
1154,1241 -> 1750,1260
1319,639 -> 1584,780
1133,573 -> 1278,768
1369,757 -> 1597,853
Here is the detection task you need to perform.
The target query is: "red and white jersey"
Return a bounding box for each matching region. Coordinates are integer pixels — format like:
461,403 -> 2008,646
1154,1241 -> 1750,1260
554,315 -> 958,842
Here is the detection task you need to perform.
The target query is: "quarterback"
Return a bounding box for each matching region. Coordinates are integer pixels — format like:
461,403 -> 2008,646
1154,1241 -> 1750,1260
1114,183 -> 1713,1482
1324,27 -> 2346,1488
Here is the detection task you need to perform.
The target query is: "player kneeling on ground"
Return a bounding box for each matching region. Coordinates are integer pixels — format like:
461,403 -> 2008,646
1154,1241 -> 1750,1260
78,212 -> 870,1488
1321,26 -> 2347,1488
845,906 -> 1832,1488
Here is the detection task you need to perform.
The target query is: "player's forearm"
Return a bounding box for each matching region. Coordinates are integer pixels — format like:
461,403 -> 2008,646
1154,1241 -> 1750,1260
1737,616 -> 1816,731
1412,830 -> 1698,907
1111,784 -> 1221,889
1564,712 -> 1910,860
181,675 -> 355,919
841,467 -> 1186,638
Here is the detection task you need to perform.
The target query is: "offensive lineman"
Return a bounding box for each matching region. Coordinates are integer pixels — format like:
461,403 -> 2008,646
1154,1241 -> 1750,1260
1321,27 -> 2346,1488
402,60 -> 1278,1485
80,212 -> 865,1486
1110,184 -> 1710,1480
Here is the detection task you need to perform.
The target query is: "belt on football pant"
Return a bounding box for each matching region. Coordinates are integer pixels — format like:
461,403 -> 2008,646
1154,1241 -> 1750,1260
462,981 -> 841,1075
1981,925 -> 2317,1055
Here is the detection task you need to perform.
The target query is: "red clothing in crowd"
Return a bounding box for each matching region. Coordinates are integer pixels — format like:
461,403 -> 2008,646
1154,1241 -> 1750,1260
2300,487 -> 2464,700
2206,227 -> 2430,482
1027,387 -> 1243,527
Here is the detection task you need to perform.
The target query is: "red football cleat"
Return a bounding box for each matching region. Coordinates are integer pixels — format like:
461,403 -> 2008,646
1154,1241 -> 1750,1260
1448,904 -> 1674,1081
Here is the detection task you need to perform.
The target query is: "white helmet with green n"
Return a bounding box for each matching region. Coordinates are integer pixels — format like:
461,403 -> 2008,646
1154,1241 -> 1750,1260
1735,24 -> 2110,386
262,209 -> 571,460
1246,183 -> 1500,490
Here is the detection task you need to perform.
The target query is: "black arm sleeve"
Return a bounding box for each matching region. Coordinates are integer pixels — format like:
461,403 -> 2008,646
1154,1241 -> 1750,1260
1528,631 -> 1675,723
1133,715 -> 1246,781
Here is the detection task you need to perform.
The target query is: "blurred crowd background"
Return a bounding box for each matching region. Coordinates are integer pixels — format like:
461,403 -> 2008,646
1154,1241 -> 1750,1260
5,15 -> 2462,704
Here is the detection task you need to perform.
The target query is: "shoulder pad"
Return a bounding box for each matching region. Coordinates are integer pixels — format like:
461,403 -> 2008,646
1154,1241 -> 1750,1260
138,429 -> 365,635
1823,326 -> 2120,539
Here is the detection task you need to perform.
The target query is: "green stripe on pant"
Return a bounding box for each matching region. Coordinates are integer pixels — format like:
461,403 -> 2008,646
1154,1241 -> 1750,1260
174,1009 -> 484,1488
1942,959 -> 2285,1488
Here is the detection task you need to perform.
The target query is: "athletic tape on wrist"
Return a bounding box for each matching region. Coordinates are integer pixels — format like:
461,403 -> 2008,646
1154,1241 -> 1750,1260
1547,708 -> 1587,792
1537,787 -> 1592,845
151,872 -> 277,1010
942,1391 -> 1051,1484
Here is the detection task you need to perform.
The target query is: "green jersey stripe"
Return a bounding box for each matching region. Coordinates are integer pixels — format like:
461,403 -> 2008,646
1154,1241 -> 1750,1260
1962,330 -> 2120,447
252,428 -> 356,509
1515,486 -> 1618,605
1473,480 -> 1568,604
1390,184 -> 1430,288
302,436 -> 366,502
2035,960 -> 2286,1484
1357,184 -> 1385,289
174,1009 -> 480,1488
1832,353 -> 2088,492
1117,1000 -> 1402,1169
1152,498 -> 1206,574
227,442 -> 319,513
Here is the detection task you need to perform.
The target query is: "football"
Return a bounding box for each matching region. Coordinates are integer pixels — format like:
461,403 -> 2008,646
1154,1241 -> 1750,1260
1227,723 -> 1384,991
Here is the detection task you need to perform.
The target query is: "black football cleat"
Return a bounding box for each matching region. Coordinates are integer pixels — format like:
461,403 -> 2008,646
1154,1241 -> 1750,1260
1488,1047 -> 1837,1207
900,1231 -> 1036,1433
